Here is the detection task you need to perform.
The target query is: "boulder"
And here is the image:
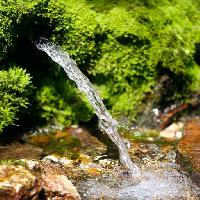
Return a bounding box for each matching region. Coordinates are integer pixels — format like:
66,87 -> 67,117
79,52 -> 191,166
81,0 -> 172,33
39,161 -> 81,200
41,174 -> 81,200
0,165 -> 41,200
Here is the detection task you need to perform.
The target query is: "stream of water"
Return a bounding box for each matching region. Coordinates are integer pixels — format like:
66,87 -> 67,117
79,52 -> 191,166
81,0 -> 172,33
36,38 -> 141,177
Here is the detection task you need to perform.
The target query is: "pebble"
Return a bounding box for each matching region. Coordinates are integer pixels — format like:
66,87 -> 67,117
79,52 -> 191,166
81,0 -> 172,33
160,122 -> 184,140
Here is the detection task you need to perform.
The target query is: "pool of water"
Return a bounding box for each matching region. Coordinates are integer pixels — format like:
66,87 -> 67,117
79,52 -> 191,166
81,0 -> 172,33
76,161 -> 199,200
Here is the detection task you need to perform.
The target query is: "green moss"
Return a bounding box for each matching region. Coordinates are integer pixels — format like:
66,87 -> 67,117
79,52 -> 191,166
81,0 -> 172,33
0,67 -> 32,133
125,129 -> 159,142
0,0 -> 41,59
0,159 -> 27,167
35,76 -> 94,126
0,0 -> 200,131
43,135 -> 81,158
26,131 -> 82,159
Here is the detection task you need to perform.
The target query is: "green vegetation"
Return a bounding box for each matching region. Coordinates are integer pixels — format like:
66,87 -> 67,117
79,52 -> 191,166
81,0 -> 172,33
26,130 -> 81,159
0,159 -> 27,167
0,67 -> 32,132
0,0 -> 200,133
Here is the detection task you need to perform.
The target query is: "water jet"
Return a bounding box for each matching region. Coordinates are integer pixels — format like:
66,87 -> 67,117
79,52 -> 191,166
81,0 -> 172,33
36,38 -> 141,177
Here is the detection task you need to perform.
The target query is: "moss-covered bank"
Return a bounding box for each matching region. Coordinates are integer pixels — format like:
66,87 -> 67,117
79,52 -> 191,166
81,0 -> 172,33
0,0 -> 200,133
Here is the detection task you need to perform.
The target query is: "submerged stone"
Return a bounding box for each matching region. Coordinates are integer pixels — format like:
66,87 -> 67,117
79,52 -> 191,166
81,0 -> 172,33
24,129 -> 82,158
24,126 -> 107,159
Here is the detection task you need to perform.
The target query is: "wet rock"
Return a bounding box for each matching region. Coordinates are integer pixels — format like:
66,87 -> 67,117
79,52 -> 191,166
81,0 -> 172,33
84,167 -> 102,177
159,103 -> 188,129
40,162 -> 81,200
43,155 -> 73,167
0,143 -> 43,160
41,174 -> 81,200
76,153 -> 92,165
175,131 -> 182,139
20,159 -> 40,171
66,127 -> 107,156
160,122 -> 183,141
178,119 -> 200,174
24,126 -> 107,160
0,165 -> 41,200
146,137 -> 154,142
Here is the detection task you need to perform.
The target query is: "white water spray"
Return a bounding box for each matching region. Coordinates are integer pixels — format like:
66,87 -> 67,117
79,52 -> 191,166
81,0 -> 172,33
36,38 -> 141,177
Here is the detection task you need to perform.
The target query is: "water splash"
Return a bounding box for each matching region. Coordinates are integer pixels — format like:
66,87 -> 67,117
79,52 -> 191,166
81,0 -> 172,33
35,38 -> 140,177
77,162 -> 200,200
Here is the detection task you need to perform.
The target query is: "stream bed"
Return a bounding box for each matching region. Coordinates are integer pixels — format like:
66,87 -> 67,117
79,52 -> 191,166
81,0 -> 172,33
0,124 -> 199,199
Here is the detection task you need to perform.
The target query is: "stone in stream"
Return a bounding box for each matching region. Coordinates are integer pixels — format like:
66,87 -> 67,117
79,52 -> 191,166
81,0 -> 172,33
39,160 -> 81,200
0,161 -> 81,200
159,122 -> 183,141
24,126 -> 107,158
41,174 -> 81,200
0,165 -> 41,200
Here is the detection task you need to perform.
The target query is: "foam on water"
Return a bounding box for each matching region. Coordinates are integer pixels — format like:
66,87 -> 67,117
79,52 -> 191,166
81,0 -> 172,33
35,38 -> 140,177
77,162 -> 200,200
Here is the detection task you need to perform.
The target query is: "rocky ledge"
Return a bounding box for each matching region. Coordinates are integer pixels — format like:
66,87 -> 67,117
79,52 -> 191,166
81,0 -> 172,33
177,119 -> 200,186
0,165 -> 41,200
0,162 -> 81,200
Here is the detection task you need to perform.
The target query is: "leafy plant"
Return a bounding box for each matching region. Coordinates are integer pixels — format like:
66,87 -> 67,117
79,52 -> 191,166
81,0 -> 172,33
0,0 -> 200,132
0,67 -> 32,133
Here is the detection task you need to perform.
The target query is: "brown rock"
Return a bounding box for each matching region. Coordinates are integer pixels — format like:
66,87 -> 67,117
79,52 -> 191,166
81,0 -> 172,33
67,127 -> 106,149
0,143 -> 43,160
41,174 -> 81,200
0,165 -> 41,200
159,103 -> 188,129
40,161 -> 81,200
178,119 -> 200,174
